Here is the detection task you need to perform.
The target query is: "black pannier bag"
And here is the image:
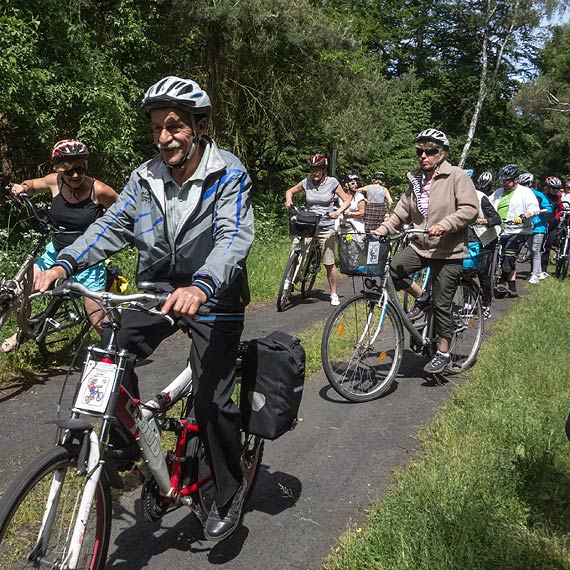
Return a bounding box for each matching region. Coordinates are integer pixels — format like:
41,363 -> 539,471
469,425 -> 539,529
289,210 -> 321,238
240,331 -> 306,440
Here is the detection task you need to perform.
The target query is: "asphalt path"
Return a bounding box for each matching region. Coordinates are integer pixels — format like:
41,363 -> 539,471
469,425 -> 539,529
0,273 -> 526,569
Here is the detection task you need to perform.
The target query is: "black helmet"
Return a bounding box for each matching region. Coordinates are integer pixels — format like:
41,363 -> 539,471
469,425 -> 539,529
499,164 -> 519,181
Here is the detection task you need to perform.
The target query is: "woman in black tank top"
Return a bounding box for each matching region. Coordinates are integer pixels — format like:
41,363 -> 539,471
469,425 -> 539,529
4,139 -> 118,352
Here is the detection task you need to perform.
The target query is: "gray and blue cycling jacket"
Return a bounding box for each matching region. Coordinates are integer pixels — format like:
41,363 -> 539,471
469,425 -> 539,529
56,138 -> 254,310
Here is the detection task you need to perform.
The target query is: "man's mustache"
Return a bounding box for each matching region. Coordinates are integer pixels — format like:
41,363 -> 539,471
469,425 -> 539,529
157,140 -> 183,150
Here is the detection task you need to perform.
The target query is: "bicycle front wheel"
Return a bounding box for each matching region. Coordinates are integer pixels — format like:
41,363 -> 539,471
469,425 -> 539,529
301,247 -> 319,298
321,293 -> 403,402
0,446 -> 112,570
277,251 -> 300,312
37,297 -> 91,358
447,280 -> 483,374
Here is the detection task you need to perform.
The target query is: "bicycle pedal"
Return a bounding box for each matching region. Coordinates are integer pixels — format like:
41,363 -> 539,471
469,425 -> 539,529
46,317 -> 62,330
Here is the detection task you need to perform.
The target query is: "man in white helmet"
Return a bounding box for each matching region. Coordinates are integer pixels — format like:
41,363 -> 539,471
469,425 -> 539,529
374,128 -> 478,375
36,76 -> 255,541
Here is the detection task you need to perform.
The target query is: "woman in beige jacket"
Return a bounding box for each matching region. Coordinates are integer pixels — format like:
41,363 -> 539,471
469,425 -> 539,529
374,128 -> 478,375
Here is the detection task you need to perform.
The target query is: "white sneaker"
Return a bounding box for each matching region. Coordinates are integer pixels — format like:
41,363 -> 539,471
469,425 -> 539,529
528,274 -> 539,284
330,293 -> 340,306
538,272 -> 550,280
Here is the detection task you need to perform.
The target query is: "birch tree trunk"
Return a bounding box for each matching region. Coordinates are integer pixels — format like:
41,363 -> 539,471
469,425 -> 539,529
458,0 -> 520,168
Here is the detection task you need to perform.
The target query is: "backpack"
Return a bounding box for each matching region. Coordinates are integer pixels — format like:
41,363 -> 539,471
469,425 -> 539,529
463,241 -> 481,271
240,331 -> 306,440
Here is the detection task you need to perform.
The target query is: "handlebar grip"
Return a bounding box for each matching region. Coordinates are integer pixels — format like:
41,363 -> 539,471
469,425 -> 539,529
197,305 -> 210,317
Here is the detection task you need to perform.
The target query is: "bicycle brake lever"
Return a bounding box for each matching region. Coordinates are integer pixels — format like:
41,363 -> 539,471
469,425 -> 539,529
146,306 -> 175,326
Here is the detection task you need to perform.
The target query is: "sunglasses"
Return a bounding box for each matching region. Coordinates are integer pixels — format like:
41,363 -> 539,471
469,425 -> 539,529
63,166 -> 86,176
416,147 -> 440,157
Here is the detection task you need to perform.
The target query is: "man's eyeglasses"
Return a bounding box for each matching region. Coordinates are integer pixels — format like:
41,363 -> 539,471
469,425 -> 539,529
416,147 -> 440,157
63,166 -> 86,176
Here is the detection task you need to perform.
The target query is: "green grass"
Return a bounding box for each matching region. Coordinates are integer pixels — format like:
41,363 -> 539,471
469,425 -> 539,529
323,278 -> 570,570
248,236 -> 292,304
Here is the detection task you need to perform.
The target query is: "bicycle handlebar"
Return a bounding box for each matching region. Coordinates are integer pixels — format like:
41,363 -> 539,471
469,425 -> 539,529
287,204 -> 331,219
7,186 -> 81,235
382,227 -> 430,243
32,280 -> 211,323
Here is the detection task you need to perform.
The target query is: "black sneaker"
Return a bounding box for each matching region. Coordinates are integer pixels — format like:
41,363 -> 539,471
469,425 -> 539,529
407,294 -> 431,321
204,479 -> 248,542
482,306 -> 491,320
423,351 -> 451,374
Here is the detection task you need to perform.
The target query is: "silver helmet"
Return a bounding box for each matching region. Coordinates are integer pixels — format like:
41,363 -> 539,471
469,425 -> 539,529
141,76 -> 211,116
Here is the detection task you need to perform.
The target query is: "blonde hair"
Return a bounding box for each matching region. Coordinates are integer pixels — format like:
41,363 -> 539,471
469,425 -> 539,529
53,159 -> 88,173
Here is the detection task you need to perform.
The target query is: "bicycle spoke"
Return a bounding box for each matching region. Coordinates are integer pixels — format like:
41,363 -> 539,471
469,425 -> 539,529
322,294 -> 402,402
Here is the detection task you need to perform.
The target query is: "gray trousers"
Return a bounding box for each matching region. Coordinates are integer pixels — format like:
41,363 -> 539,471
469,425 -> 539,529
390,246 -> 463,341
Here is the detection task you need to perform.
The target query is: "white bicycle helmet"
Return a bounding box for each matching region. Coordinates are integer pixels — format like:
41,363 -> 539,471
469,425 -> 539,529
414,128 -> 449,149
140,76 -> 211,116
518,172 -> 534,186
477,171 -> 493,189
545,175 -> 563,189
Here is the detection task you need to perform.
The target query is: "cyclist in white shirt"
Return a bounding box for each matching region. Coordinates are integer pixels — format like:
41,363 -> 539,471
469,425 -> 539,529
489,164 -> 539,297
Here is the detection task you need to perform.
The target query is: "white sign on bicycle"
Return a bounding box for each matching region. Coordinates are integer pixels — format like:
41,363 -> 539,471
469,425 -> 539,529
75,360 -> 117,413
367,241 -> 380,265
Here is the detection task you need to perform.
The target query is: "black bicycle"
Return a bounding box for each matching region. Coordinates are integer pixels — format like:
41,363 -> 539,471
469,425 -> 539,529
0,192 -> 91,357
555,207 -> 570,279
277,206 -> 323,311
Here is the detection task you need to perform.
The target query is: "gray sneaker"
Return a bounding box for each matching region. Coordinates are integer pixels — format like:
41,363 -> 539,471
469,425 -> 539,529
423,351 -> 451,374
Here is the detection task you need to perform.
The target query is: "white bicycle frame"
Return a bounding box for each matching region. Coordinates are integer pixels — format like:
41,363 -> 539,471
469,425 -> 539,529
34,348 -> 195,569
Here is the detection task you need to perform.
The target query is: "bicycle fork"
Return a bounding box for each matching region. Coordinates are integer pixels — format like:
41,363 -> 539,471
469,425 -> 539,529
30,430 -> 102,569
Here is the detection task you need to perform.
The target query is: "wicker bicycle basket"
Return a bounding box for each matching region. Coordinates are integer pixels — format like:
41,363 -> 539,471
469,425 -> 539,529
337,233 -> 388,277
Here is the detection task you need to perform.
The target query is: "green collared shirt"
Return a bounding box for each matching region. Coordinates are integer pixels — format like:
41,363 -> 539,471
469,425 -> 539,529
163,143 -> 211,248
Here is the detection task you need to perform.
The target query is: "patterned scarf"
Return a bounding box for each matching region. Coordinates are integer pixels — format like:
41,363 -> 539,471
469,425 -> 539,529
410,172 -> 429,220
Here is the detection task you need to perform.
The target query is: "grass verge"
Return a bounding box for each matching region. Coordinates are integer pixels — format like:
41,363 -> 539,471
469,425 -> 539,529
323,277 -> 570,570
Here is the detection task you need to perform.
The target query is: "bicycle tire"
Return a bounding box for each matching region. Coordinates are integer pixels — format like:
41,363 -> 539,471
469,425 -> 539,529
0,446 -> 112,570
0,294 -> 16,334
321,293 -> 403,402
277,251 -> 300,312
37,297 -> 91,358
190,435 -> 264,522
555,254 -> 565,278
560,254 -> 570,280
447,281 -> 483,374
301,247 -> 319,298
